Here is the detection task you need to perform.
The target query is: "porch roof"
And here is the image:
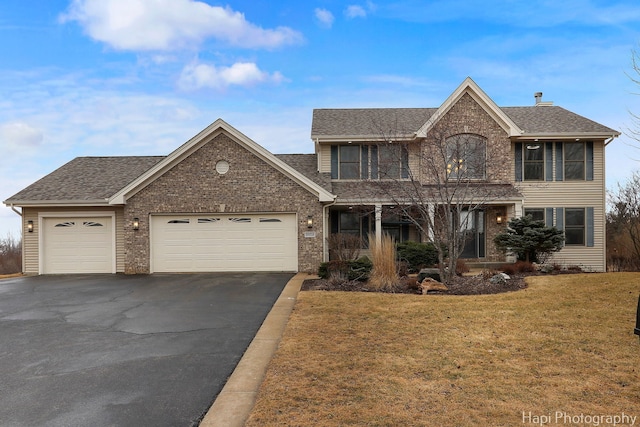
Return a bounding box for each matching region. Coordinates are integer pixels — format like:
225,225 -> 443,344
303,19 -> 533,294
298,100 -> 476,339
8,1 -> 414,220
330,181 -> 522,204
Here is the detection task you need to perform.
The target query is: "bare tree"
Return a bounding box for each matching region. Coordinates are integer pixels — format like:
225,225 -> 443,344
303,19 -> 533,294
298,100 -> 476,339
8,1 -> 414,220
365,113 -> 514,285
607,171 -> 640,270
629,47 -> 640,144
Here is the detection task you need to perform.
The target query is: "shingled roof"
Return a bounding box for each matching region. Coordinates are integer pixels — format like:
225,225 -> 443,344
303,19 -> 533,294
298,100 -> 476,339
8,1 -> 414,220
311,106 -> 618,139
275,154 -> 332,192
4,156 -> 164,204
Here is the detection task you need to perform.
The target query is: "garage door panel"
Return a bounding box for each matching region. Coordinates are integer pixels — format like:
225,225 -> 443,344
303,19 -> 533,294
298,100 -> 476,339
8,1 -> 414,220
151,214 -> 297,272
43,217 -> 114,274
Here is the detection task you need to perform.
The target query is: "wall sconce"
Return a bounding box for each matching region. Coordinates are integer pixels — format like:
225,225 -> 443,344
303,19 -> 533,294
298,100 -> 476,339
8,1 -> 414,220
307,216 -> 313,229
27,220 -> 33,233
133,218 -> 140,231
496,211 -> 505,225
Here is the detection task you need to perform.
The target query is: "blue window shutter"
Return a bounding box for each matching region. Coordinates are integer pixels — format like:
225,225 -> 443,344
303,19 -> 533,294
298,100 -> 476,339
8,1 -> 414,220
545,142 -> 553,181
401,146 -> 409,179
331,145 -> 338,179
361,145 -> 369,179
586,207 -> 594,247
545,208 -> 554,227
556,207 -> 564,230
371,145 -> 378,179
586,141 -> 594,181
555,142 -> 563,181
515,143 -> 523,181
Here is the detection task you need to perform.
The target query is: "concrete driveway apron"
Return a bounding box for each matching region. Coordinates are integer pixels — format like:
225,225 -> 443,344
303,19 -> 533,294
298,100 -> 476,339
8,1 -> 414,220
0,273 -> 291,427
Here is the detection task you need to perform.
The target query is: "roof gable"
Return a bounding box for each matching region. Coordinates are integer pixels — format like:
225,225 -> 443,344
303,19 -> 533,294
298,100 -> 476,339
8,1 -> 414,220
110,119 -> 335,204
415,77 -> 523,138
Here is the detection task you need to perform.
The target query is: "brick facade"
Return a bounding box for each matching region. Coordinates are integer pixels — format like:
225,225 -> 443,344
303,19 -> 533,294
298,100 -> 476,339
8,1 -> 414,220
123,132 -> 325,274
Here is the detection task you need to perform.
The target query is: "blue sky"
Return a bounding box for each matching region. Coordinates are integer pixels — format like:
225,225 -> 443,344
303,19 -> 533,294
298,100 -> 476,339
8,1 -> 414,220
1,0 -> 640,237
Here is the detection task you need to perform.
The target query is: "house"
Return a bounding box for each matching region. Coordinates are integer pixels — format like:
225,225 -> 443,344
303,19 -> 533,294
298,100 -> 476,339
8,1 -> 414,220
4,78 -> 619,274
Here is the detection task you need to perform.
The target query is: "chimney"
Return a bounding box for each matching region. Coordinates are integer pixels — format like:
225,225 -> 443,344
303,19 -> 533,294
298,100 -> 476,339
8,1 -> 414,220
534,92 -> 543,105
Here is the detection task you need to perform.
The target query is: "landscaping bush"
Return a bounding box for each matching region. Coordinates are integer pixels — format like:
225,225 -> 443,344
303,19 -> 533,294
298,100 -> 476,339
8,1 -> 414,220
456,259 -> 469,275
500,261 -> 535,275
396,241 -> 438,272
368,234 -> 398,291
318,257 -> 372,282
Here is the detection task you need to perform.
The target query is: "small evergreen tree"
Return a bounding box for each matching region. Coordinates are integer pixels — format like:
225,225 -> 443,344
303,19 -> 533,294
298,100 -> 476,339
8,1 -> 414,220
494,215 -> 564,263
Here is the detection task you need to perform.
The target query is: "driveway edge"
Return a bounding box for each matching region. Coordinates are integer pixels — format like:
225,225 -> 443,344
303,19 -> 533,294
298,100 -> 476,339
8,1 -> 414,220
199,272 -> 307,427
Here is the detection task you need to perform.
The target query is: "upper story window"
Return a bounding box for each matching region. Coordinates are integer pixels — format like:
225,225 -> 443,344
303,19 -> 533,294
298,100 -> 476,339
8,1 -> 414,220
523,144 -> 544,180
331,143 -> 408,180
564,142 -> 585,180
445,134 -> 486,180
515,141 -> 593,182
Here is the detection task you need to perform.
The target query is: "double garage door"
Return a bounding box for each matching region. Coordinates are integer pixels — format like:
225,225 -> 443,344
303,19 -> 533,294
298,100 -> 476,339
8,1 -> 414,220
40,213 -> 297,274
151,214 -> 298,272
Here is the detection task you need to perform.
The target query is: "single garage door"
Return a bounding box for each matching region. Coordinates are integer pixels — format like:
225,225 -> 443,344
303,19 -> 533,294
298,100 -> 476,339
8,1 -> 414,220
151,214 -> 298,272
42,217 -> 114,274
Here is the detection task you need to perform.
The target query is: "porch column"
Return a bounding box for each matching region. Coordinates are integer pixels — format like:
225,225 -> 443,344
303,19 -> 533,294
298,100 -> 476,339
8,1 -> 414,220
375,204 -> 382,244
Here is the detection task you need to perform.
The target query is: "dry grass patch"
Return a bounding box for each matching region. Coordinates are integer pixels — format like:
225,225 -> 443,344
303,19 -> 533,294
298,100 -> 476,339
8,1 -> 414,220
246,273 -> 640,426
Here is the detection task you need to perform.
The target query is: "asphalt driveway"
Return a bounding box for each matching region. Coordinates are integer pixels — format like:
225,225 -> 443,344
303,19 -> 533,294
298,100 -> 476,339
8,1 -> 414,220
0,273 -> 292,427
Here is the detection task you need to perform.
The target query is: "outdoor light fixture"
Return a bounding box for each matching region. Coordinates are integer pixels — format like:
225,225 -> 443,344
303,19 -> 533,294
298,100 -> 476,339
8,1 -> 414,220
133,218 -> 140,231
307,216 -> 313,229
496,211 -> 505,225
27,220 -> 33,233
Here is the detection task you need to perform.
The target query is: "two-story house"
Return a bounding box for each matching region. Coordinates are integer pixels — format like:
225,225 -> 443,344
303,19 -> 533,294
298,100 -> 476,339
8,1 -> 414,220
4,78 -> 618,274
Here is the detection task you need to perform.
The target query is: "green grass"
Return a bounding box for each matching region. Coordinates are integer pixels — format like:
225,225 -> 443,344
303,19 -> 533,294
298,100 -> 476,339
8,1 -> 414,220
246,273 -> 640,426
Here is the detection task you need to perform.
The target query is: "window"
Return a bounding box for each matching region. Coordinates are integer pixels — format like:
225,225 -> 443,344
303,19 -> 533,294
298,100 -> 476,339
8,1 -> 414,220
565,208 -> 585,245
523,144 -> 544,180
338,145 -> 360,179
564,142 -> 585,180
524,208 -> 545,222
83,221 -> 103,227
446,134 -> 486,180
331,144 -> 408,180
339,212 -> 361,236
55,221 -> 75,227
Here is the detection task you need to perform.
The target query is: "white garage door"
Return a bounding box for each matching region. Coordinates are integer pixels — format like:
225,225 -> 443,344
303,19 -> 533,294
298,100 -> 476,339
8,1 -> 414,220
151,214 -> 298,272
42,217 -> 114,274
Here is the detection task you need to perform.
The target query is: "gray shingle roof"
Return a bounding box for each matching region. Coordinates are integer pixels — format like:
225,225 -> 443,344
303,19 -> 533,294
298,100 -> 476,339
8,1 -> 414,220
311,108 -> 437,138
501,106 -> 617,134
311,106 -> 618,138
5,156 -> 164,203
275,154 -> 333,192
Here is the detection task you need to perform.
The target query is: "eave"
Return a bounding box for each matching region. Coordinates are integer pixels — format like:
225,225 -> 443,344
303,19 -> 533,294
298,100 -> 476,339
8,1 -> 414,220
512,132 -> 621,141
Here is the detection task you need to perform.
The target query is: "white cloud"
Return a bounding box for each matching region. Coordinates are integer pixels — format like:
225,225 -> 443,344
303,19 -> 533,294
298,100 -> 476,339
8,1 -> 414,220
178,61 -> 284,91
0,122 -> 43,151
60,0 -> 303,51
314,8 -> 335,28
345,5 -> 367,19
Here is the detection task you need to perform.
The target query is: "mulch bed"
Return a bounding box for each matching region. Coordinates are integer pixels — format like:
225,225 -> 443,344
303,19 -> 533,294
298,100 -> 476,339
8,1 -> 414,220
302,273 -> 528,296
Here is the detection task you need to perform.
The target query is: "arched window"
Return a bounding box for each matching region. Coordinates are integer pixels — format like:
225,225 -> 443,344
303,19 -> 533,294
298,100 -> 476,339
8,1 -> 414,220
445,134 -> 486,180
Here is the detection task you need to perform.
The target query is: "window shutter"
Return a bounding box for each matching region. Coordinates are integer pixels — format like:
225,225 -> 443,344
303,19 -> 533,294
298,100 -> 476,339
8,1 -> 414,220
401,146 -> 409,179
361,145 -> 369,179
331,146 -> 338,179
586,141 -> 594,181
586,207 -> 594,247
514,143 -> 523,181
545,142 -> 553,181
555,142 -> 563,181
556,207 -> 564,247
545,208 -> 554,227
371,145 -> 378,179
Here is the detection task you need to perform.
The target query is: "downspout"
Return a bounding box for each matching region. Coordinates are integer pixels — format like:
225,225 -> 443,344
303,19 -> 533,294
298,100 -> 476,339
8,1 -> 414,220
10,204 -> 22,217
604,135 -> 616,147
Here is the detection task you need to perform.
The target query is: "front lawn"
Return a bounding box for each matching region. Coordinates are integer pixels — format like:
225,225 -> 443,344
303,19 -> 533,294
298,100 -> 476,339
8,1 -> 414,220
246,273 -> 640,426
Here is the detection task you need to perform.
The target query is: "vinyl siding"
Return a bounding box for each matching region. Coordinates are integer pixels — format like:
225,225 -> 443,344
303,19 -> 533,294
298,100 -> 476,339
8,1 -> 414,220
22,206 -> 125,274
514,141 -> 606,271
319,144 -> 332,173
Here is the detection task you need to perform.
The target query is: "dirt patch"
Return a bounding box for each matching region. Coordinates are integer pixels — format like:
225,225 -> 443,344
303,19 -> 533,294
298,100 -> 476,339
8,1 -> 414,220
302,273 -> 528,295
